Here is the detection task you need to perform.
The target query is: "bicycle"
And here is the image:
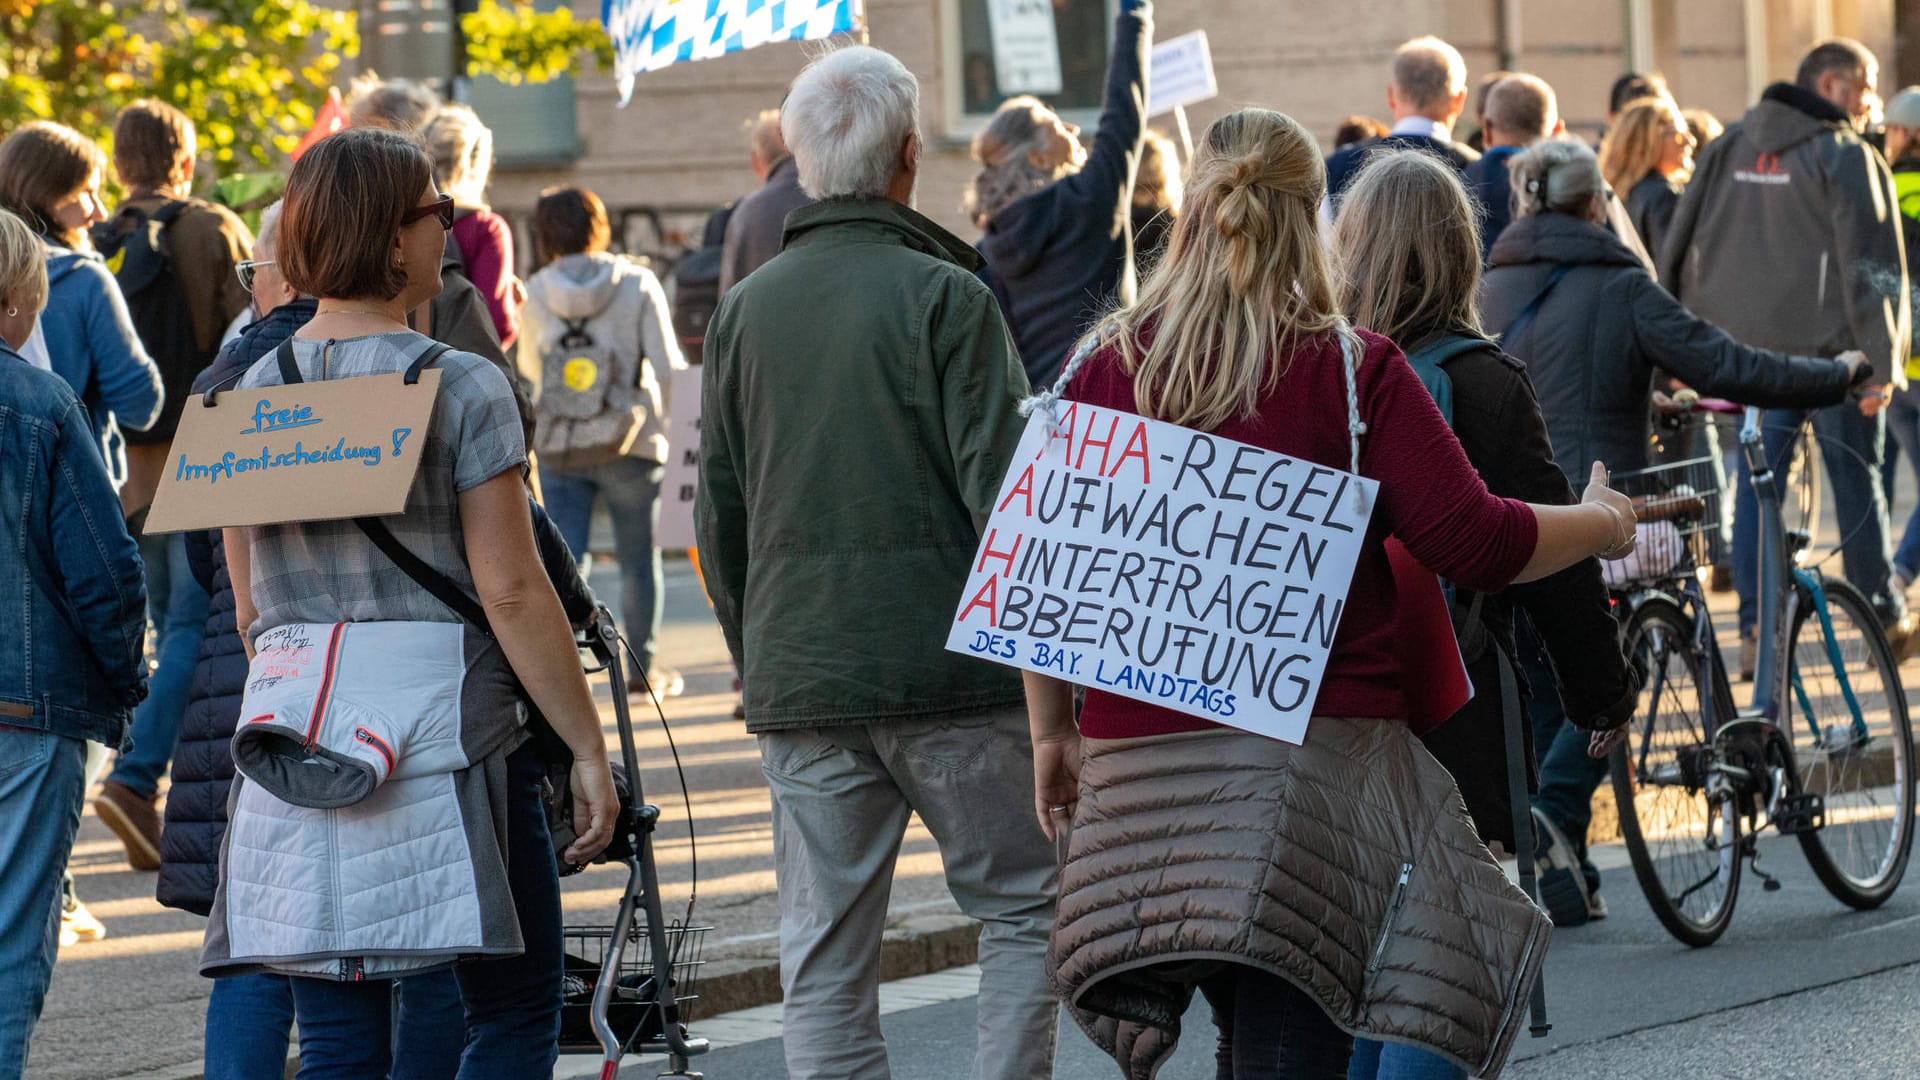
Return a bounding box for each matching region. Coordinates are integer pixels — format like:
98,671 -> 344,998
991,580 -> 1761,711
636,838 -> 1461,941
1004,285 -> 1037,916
1604,397 -> 1915,947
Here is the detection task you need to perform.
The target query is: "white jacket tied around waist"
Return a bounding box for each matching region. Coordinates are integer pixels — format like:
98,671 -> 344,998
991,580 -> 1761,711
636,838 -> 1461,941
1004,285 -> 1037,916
202,620 -> 528,980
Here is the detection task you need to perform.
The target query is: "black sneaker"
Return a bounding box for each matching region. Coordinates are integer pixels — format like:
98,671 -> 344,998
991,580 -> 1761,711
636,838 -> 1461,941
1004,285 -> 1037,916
1531,807 -> 1594,928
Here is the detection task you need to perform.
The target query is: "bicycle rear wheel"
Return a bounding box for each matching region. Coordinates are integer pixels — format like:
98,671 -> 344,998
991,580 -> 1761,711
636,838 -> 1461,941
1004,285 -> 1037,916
1611,598 -> 1743,946
1789,577 -> 1916,908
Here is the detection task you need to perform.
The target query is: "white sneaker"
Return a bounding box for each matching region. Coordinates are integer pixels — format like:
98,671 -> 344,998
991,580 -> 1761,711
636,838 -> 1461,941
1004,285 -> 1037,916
60,896 -> 106,947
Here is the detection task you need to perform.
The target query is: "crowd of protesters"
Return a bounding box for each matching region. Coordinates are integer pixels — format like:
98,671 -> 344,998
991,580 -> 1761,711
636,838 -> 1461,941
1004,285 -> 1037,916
0,3 -> 1915,1078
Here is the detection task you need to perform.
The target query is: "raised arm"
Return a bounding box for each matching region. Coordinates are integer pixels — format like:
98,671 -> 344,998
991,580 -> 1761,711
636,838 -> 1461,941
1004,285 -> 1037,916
1060,1 -> 1152,215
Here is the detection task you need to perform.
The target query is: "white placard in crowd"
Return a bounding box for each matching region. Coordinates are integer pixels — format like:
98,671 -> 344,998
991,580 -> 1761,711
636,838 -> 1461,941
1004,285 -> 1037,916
984,0 -> 1063,95
656,366 -> 704,550
946,402 -> 1376,744
1147,30 -> 1217,116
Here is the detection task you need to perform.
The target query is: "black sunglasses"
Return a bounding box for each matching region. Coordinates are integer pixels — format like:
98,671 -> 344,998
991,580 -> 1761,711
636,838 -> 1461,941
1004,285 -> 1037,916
402,194 -> 456,231
235,259 -> 273,292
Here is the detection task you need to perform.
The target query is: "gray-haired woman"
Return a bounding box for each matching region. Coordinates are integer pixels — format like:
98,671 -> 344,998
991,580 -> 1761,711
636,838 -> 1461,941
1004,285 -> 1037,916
1481,136 -> 1865,924
966,0 -> 1150,387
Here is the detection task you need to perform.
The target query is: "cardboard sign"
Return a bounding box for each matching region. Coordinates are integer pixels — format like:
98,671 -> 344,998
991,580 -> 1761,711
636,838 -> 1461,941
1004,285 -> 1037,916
946,403 -> 1376,744
656,366 -> 704,550
1148,30 -> 1217,116
985,0 -> 1063,95
143,370 -> 442,534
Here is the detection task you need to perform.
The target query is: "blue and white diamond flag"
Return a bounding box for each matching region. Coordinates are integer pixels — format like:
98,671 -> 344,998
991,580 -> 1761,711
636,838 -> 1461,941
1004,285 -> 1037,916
603,0 -> 862,105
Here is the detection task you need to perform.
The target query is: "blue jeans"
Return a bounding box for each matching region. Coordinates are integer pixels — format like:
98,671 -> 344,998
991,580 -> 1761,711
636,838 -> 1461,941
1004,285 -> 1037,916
1884,387 -> 1920,582
204,971 -> 465,1080
111,531 -> 209,795
285,746 -> 561,1079
1348,1039 -> 1466,1080
0,727 -> 87,1080
1733,404 -> 1902,633
204,974 -> 295,1080
1521,622 -> 1606,892
542,457 -> 665,675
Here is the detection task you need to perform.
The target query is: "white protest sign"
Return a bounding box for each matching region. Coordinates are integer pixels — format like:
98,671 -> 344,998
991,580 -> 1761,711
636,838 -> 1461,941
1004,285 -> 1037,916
946,402 -> 1376,744
656,365 -> 704,550
144,372 -> 440,534
985,0 -> 1063,95
1148,30 -> 1217,116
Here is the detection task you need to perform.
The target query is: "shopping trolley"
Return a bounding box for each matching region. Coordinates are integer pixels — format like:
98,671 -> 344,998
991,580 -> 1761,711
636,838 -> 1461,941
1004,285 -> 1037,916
559,607 -> 712,1080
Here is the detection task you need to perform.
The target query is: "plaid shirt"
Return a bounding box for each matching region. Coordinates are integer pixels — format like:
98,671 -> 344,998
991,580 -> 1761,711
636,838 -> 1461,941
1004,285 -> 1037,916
238,331 -> 526,639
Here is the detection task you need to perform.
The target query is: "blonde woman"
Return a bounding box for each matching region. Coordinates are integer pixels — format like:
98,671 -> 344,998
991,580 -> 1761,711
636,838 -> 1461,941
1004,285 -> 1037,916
1035,108 -> 1637,1080
424,104 -> 521,348
1598,96 -> 1695,258
1334,149 -> 1634,1079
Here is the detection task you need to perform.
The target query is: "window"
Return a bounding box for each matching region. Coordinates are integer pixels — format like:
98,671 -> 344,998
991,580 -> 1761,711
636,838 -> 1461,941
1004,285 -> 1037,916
946,0 -> 1116,132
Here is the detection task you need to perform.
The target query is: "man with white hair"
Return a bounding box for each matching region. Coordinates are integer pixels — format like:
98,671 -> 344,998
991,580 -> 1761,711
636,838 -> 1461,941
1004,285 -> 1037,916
1324,35 -> 1480,219
696,45 -> 1056,1080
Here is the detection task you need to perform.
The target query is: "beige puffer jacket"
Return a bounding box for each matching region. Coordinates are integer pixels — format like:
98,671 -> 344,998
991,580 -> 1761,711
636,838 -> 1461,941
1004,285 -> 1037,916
1050,720 -> 1550,1079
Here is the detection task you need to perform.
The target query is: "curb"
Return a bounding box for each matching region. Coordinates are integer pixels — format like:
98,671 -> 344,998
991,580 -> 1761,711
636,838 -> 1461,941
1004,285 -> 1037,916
136,915 -> 983,1080
696,912 -> 979,1015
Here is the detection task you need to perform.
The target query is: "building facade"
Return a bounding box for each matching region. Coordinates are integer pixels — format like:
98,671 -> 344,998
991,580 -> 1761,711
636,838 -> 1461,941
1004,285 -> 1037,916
359,0 -> 1899,267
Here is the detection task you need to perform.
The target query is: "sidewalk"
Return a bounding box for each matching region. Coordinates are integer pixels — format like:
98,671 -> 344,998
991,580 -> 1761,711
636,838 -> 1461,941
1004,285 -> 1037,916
28,559 -> 973,1080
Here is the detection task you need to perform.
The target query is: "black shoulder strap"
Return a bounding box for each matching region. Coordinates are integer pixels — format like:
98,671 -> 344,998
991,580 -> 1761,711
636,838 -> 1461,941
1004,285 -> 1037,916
275,337 -> 450,386
270,335 -> 484,629
352,514 -> 493,632
151,199 -> 193,228
1500,264 -> 1573,344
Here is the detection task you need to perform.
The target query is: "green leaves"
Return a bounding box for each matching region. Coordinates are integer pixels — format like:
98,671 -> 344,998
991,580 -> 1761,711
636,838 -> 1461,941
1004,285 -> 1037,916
1,0 -> 357,176
3,1 -> 608,185
460,0 -> 612,86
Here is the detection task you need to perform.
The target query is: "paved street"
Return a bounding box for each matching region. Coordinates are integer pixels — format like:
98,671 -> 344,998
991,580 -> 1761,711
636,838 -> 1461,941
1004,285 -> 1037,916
32,468 -> 1920,1079
655,832 -> 1920,1079
29,556 -> 970,1080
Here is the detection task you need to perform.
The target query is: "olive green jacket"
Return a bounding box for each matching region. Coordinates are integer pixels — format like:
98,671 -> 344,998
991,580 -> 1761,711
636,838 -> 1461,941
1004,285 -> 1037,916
698,197 -> 1032,731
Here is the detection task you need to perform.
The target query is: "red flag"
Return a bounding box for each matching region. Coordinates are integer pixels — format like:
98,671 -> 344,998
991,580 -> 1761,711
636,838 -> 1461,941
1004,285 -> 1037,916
291,87 -> 347,161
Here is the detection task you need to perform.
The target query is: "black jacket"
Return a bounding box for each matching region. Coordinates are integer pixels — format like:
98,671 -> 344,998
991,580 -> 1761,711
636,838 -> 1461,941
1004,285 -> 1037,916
1326,131 -> 1479,212
1482,211 -> 1853,484
719,156 -> 814,296
1407,336 -> 1633,848
1624,172 -> 1683,271
1463,145 -> 1521,258
429,235 -> 536,448
156,300 -> 597,916
1660,83 -> 1910,380
978,4 -> 1148,388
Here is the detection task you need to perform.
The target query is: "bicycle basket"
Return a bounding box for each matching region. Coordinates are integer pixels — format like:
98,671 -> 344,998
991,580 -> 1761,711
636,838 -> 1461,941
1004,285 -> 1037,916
557,920 -> 710,1056
1603,456 -> 1726,588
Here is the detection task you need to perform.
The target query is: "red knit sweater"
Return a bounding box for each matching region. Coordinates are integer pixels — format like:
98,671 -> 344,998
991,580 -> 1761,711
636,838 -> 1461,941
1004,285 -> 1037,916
1069,329 -> 1539,738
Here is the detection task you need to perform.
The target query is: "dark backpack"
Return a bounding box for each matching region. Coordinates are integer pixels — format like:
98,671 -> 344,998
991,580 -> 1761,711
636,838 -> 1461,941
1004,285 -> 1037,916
94,200 -> 212,443
1404,331 -> 1497,658
668,203 -> 734,365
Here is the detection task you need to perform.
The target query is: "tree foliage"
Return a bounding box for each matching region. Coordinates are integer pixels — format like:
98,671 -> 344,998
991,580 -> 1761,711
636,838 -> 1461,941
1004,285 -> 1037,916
1,0 -> 358,172
0,0 -> 609,194
462,0 -> 612,86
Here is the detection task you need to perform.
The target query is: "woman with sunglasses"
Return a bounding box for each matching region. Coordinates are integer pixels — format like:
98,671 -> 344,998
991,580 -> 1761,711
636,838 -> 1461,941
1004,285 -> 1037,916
201,129 -> 617,1077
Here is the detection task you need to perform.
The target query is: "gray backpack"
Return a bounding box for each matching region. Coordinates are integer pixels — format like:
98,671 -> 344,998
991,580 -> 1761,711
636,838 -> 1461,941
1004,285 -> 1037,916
533,316 -> 643,469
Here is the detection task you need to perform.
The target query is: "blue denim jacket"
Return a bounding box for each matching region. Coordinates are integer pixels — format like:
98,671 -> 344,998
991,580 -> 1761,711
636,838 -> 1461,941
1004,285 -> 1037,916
0,344 -> 147,746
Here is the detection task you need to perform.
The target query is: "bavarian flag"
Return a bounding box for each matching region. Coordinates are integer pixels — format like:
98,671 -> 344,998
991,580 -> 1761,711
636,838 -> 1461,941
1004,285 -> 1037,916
604,0 -> 863,105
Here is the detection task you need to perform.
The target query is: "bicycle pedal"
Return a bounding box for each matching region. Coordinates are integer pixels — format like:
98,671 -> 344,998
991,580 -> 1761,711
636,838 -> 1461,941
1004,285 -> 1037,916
1773,792 -> 1826,835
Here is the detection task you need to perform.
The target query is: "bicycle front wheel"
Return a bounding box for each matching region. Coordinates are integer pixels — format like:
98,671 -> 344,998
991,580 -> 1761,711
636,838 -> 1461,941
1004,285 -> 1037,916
1611,597 -> 1742,946
1790,577 -> 1916,908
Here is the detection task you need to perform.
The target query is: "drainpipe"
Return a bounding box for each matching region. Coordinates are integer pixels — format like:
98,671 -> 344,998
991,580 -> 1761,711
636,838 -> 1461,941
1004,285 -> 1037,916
1745,0 -> 1770,102
1496,0 -> 1522,71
